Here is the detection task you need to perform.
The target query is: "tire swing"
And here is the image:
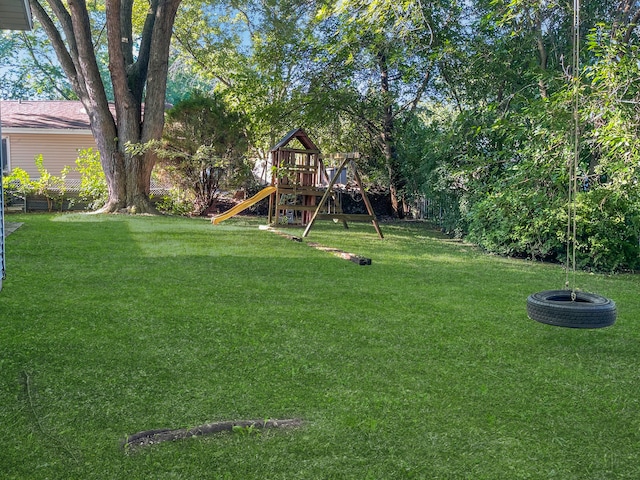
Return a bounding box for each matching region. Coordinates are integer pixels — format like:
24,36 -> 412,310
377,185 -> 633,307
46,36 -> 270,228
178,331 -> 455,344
527,290 -> 616,329
526,0 -> 616,329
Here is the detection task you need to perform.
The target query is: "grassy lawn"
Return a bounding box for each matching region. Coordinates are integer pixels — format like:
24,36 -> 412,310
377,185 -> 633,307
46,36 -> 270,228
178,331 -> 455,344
1,213 -> 639,479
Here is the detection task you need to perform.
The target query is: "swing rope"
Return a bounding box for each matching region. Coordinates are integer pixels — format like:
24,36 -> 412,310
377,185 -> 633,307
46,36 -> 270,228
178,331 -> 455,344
565,0 -> 580,297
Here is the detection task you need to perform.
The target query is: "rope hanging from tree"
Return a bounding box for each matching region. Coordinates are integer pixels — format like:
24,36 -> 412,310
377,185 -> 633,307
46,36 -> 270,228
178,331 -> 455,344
565,0 -> 580,295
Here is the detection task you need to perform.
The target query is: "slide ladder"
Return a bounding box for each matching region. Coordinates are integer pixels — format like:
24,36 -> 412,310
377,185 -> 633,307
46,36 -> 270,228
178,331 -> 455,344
212,186 -> 276,225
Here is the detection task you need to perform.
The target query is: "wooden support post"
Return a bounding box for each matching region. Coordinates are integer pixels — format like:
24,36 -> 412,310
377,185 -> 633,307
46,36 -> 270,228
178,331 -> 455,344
350,161 -> 384,239
302,157 -> 350,238
268,188 -> 274,224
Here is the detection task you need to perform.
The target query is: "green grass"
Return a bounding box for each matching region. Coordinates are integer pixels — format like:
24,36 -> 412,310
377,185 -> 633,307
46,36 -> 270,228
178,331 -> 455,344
1,213 -> 639,479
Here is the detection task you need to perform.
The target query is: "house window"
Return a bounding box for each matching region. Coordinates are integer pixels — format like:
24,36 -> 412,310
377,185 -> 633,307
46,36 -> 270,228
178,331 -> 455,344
1,137 -> 8,174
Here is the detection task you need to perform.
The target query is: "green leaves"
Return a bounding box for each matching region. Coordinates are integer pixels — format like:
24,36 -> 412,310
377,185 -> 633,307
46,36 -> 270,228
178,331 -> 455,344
75,148 -> 108,210
2,167 -> 33,197
157,92 -> 251,214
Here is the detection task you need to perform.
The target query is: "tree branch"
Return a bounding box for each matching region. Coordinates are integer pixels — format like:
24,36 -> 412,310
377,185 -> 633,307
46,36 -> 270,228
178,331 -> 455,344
131,0 -> 158,102
29,0 -> 80,93
19,32 -> 73,99
623,8 -> 640,44
124,418 -> 303,450
66,0 -> 110,109
120,0 -> 134,67
141,0 -> 182,142
172,32 -> 234,88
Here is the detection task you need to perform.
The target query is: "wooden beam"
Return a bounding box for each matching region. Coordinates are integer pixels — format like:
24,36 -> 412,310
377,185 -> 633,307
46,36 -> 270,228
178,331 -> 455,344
276,187 -> 325,196
278,148 -> 321,155
306,242 -> 371,265
315,214 -> 376,222
350,160 -> 384,239
302,157 -> 350,238
276,205 -> 321,212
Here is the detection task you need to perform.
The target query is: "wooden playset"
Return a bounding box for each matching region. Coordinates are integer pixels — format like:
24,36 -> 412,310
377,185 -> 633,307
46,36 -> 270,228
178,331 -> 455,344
213,128 -> 383,239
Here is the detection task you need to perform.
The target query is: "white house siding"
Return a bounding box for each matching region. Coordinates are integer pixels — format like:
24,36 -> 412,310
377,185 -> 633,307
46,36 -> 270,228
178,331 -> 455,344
4,131 -> 97,180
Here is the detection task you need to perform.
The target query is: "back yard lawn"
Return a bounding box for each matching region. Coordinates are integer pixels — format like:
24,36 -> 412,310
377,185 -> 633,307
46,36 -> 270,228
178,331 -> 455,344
1,213 -> 639,479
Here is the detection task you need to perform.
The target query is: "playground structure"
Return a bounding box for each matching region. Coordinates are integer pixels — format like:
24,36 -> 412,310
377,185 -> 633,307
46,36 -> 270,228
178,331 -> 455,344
212,128 -> 383,239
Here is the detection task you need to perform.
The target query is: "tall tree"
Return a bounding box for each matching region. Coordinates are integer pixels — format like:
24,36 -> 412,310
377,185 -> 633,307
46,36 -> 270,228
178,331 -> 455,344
427,0 -> 640,270
173,0 -> 317,163
313,0 -> 460,217
29,0 -> 181,212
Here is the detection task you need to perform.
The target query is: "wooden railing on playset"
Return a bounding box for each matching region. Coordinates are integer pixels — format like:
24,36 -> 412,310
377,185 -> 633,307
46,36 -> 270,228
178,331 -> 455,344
268,145 -> 321,226
267,148 -> 382,238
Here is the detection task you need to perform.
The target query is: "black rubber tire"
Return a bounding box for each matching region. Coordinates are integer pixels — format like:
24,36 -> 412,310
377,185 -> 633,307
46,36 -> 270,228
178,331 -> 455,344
527,290 -> 616,329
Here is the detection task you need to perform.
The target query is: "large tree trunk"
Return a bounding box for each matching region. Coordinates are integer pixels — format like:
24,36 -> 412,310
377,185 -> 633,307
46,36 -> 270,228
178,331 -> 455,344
30,0 -> 181,213
378,50 -> 405,219
534,14 -> 548,99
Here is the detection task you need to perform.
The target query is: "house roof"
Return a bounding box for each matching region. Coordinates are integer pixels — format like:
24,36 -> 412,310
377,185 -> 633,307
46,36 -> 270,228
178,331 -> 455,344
0,0 -> 32,30
270,128 -> 320,152
1,101 -> 94,130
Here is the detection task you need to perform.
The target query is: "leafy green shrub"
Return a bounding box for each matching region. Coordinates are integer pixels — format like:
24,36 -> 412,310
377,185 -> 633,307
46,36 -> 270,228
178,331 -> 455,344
429,32 -> 640,273
153,91 -> 252,215
466,187 -> 566,261
574,189 -> 640,272
464,170 -> 640,271
2,167 -> 33,198
153,187 -> 195,216
32,155 -> 69,212
75,148 -> 108,210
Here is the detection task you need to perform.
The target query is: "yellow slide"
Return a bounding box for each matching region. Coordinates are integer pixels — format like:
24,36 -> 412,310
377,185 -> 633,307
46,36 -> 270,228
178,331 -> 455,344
212,186 -> 277,225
